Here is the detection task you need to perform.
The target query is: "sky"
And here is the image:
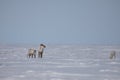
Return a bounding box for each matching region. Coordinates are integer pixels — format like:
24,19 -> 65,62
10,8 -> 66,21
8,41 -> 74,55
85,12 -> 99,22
0,0 -> 120,45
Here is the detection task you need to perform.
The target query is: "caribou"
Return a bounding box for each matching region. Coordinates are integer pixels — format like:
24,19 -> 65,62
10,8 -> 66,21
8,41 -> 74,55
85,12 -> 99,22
38,44 -> 46,58
27,44 -> 46,58
109,50 -> 116,59
28,48 -> 36,58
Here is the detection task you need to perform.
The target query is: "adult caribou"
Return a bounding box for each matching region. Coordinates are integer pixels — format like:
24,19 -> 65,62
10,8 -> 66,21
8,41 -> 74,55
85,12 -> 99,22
38,44 -> 46,58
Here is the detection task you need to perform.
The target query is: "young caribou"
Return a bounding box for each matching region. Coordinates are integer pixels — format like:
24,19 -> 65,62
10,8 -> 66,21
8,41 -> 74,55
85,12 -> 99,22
28,48 -> 36,58
109,51 -> 116,59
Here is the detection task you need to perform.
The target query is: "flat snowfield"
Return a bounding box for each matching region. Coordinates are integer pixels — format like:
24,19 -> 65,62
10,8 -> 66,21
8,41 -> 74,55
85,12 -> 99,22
0,45 -> 120,80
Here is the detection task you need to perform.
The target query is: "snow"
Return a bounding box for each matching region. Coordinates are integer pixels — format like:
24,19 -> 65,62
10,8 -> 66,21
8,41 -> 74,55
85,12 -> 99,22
0,44 -> 120,80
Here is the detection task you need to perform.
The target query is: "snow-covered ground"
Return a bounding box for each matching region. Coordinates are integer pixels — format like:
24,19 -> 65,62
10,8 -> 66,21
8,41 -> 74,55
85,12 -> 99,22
0,44 -> 120,80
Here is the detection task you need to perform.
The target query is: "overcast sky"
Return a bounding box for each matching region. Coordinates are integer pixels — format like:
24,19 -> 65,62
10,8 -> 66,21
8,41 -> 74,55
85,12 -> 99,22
0,0 -> 120,45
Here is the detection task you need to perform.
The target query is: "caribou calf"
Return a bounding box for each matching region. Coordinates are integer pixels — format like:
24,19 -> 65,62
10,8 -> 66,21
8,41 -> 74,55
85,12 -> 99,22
109,51 -> 116,59
28,48 -> 36,58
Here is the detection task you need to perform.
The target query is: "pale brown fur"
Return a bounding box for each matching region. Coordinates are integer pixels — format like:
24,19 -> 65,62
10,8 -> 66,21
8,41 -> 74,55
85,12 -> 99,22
109,51 -> 116,59
28,48 -> 36,58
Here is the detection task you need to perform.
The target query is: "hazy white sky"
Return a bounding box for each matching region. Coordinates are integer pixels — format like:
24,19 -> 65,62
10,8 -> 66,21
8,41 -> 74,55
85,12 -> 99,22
0,0 -> 120,45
